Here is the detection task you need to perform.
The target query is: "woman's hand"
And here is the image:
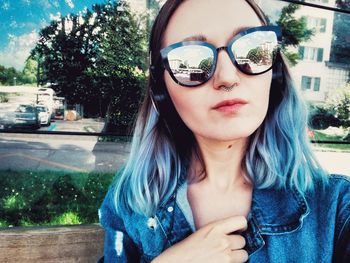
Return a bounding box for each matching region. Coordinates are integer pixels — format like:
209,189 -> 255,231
152,215 -> 248,263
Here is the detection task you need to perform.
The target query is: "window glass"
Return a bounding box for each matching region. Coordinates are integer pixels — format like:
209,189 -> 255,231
307,16 -> 327,32
0,0 -> 349,229
302,76 -> 313,90
314,77 -> 321,91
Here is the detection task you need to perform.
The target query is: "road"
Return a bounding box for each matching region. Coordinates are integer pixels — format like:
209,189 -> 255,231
0,133 -> 129,173
0,133 -> 349,175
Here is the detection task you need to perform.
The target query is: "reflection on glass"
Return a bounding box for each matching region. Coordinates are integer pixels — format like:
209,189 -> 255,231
232,31 -> 278,74
168,45 -> 214,86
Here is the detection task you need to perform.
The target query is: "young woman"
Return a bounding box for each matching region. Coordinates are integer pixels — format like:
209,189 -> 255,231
99,0 -> 350,262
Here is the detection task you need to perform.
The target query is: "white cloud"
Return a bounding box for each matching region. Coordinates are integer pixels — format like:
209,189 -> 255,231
1,1 -> 10,10
0,31 -> 39,70
52,0 -> 59,8
9,20 -> 17,28
38,0 -> 52,9
49,12 -> 61,22
21,0 -> 31,5
65,0 -> 74,9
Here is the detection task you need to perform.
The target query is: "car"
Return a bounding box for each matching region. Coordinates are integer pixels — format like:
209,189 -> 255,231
13,104 -> 41,130
35,104 -> 51,126
0,111 -> 16,130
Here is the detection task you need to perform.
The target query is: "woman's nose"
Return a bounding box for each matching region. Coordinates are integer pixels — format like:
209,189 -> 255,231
213,49 -> 241,90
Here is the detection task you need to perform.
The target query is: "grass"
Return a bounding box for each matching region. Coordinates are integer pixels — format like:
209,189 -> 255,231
312,130 -> 350,151
0,170 -> 116,228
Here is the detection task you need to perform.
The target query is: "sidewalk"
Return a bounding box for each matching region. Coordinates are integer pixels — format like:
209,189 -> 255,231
0,133 -> 349,175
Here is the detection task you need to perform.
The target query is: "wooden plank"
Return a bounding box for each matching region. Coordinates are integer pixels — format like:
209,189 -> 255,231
0,224 -> 104,263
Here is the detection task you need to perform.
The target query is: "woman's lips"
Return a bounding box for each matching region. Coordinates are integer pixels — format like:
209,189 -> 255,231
212,99 -> 248,113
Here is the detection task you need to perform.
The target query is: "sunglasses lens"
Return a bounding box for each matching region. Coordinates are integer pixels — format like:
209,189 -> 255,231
167,45 -> 214,86
231,30 -> 278,74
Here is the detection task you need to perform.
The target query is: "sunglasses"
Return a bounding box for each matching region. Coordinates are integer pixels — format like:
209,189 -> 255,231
160,25 -> 282,87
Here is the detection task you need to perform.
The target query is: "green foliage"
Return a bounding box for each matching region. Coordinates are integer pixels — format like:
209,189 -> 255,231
325,84 -> 350,127
246,47 -> 270,64
313,130 -> 350,150
0,61 -> 37,85
0,170 -> 115,227
22,57 -> 38,84
0,92 -> 9,103
0,65 -> 21,85
198,57 -> 213,72
0,219 -> 9,227
276,3 -> 314,65
308,104 -> 340,130
50,212 -> 82,225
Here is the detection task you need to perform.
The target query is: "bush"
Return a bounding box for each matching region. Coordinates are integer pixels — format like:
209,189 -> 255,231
308,104 -> 341,130
0,92 -> 9,103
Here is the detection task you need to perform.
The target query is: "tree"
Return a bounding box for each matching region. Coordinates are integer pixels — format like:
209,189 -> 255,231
92,1 -> 147,132
22,57 -> 38,84
0,65 -> 22,85
246,47 -> 269,64
276,3 -> 314,66
198,57 -> 213,72
31,0 -> 147,131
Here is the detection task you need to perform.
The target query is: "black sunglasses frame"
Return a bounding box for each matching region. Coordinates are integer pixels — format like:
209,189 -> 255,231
160,25 -> 282,88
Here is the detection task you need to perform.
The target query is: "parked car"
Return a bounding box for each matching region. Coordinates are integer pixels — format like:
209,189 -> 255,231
0,111 -> 16,130
13,104 -> 41,130
35,104 -> 51,126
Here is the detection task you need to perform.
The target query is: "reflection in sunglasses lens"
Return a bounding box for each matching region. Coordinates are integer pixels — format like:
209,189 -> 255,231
167,45 -> 214,86
232,31 -> 278,74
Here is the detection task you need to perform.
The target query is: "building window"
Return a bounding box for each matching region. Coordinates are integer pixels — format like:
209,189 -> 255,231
307,17 -> 327,33
301,76 -> 312,90
301,76 -> 321,92
299,46 -> 324,62
314,77 -> 321,91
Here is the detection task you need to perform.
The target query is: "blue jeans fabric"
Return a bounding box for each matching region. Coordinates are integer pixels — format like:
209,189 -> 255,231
99,174 -> 350,262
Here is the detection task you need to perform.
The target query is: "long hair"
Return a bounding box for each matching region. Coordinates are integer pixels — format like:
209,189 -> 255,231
114,0 -> 327,216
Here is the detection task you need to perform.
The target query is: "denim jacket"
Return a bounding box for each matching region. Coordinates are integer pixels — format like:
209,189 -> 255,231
99,174 -> 350,263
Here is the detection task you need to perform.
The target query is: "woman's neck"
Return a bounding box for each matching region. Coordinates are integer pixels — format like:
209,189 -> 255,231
191,136 -> 249,192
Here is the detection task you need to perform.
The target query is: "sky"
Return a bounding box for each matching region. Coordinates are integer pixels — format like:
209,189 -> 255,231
0,0 -> 110,70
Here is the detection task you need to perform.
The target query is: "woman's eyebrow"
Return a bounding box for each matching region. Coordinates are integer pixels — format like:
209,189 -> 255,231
232,26 -> 251,36
181,26 -> 253,42
182,34 -> 207,41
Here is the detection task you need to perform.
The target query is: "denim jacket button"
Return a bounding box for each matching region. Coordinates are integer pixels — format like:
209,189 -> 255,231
147,217 -> 157,230
167,206 -> 174,213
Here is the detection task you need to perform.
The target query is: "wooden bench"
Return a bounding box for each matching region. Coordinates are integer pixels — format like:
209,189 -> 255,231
0,224 -> 104,263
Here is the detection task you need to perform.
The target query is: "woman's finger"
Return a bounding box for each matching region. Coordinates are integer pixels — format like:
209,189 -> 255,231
227,234 -> 246,250
230,249 -> 249,263
208,216 -> 248,235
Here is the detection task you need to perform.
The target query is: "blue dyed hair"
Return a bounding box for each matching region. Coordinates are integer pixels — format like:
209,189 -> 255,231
114,0 -> 327,217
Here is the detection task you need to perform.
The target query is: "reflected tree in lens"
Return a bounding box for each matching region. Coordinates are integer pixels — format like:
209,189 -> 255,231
198,57 -> 213,75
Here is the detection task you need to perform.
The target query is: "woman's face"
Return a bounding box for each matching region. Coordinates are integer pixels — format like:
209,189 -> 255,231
162,0 -> 272,143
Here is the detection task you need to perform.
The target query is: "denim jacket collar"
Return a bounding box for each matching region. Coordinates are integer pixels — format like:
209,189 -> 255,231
155,166 -> 310,254
243,186 -> 310,255
250,186 -> 310,234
